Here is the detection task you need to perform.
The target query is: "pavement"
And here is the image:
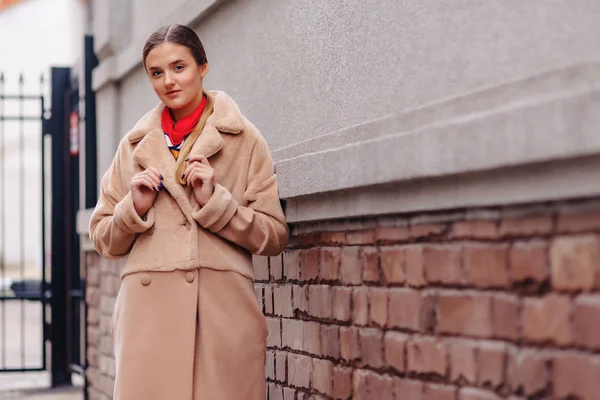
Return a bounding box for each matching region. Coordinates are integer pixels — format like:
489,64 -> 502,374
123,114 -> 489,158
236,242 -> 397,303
0,300 -> 84,400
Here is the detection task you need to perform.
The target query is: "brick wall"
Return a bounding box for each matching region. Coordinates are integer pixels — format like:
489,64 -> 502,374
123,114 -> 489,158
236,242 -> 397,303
84,198 -> 600,399
257,200 -> 600,400
85,254 -> 122,400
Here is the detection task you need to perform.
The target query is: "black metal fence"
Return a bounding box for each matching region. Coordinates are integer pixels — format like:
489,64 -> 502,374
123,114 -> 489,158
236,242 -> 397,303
0,71 -> 48,373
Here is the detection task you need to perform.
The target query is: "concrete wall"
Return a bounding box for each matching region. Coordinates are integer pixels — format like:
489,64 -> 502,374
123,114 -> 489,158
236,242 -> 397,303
90,0 -> 600,223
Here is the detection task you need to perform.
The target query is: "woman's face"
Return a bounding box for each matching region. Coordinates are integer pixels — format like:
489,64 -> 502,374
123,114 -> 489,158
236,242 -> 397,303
145,42 -> 208,121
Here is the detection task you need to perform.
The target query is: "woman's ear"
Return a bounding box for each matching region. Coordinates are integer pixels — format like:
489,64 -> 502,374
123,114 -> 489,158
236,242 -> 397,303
200,63 -> 209,78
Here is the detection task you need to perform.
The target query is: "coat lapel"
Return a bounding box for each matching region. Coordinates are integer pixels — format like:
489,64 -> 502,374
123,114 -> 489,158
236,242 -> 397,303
132,127 -> 196,219
127,91 -> 245,221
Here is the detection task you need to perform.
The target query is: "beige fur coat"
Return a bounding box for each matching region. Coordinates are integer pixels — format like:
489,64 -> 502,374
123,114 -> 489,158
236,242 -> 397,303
89,91 -> 289,279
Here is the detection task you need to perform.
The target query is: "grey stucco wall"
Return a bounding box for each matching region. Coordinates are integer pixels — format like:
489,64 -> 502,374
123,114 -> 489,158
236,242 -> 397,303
91,0 -> 600,222
109,0 -> 600,149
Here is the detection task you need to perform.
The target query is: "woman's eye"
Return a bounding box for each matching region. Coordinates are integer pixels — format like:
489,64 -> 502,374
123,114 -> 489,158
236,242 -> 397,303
152,71 -> 162,77
174,65 -> 184,71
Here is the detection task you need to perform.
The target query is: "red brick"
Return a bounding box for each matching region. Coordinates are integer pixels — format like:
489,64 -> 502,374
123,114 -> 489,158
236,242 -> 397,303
573,295 -> 600,350
406,245 -> 426,287
253,255 -> 269,281
269,383 -> 283,400
393,378 -> 423,400
553,352 -> 600,400
282,319 -> 304,351
438,292 -> 492,337
424,245 -> 463,285
305,321 -> 321,355
499,215 -> 553,237
368,373 -> 394,400
510,241 -> 548,284
380,247 -> 405,284
384,332 -> 408,372
522,294 -> 571,345
449,339 -> 477,384
359,328 -> 384,368
550,235 -> 599,292
557,209 -> 600,233
353,287 -> 369,326
369,288 -> 388,327
274,285 -> 294,317
476,342 -> 506,389
464,244 -> 509,288
507,349 -> 548,396
266,317 -> 282,348
332,366 -> 352,399
376,226 -> 410,243
275,351 -> 287,382
254,284 -> 264,313
353,369 -> 369,400
301,248 -> 320,281
283,250 -> 301,280
288,354 -> 312,389
424,384 -> 456,400
491,294 -> 519,341
321,324 -> 340,359
264,284 -> 274,315
347,229 -> 376,245
266,350 -> 275,380
320,248 -> 341,281
283,387 -> 295,400
319,231 -> 347,245
309,285 -> 332,319
459,387 -> 503,400
313,358 -> 333,396
293,285 -> 308,313
295,233 -> 319,247
410,223 -> 446,239
451,220 -> 498,239
407,337 -> 447,377
86,287 -> 101,308
332,287 -> 352,322
271,254 -> 283,280
340,327 -> 360,361
388,288 -> 422,332
361,247 -> 380,283
340,247 -> 362,284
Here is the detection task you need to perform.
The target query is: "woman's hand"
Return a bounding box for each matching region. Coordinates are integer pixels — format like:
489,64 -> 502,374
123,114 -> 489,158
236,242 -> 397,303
131,167 -> 164,217
184,155 -> 215,206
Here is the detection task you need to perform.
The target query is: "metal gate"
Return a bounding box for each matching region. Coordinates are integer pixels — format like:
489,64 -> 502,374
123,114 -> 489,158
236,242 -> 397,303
0,72 -> 48,374
0,35 -> 97,393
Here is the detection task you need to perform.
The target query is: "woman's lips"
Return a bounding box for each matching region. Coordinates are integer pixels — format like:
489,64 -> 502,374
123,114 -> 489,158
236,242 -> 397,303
166,90 -> 181,97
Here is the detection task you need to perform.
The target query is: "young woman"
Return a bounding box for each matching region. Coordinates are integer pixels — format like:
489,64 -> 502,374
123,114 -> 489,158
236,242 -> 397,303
89,24 -> 288,399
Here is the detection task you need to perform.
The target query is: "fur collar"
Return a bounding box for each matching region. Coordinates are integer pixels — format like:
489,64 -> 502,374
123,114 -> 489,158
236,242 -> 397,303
126,90 -> 245,144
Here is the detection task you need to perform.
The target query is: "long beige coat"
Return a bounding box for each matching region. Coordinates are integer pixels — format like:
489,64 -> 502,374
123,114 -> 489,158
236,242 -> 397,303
89,91 -> 288,399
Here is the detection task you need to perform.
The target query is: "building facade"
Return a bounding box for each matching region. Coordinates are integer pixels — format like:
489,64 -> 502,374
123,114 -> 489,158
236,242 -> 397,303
79,1 -> 600,399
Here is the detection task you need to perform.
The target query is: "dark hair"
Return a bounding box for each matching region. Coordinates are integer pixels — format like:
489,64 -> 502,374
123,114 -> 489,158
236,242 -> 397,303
142,24 -> 208,68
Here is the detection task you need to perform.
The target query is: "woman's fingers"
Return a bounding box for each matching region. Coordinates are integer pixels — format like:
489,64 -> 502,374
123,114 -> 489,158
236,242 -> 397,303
185,155 -> 211,167
183,162 -> 213,180
144,169 -> 162,190
133,175 -> 158,191
185,165 -> 213,186
146,167 -> 164,181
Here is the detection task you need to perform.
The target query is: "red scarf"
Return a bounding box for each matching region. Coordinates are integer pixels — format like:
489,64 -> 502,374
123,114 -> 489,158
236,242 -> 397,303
161,95 -> 207,146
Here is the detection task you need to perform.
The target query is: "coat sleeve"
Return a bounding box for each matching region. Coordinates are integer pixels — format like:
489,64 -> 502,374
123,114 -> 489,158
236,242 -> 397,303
192,134 -> 289,256
89,140 -> 155,259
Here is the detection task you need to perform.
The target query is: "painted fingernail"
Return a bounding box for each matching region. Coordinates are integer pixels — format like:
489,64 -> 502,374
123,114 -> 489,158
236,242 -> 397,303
181,174 -> 185,179
185,157 -> 190,161
153,187 -> 157,192
159,182 -> 164,188
159,174 -> 164,180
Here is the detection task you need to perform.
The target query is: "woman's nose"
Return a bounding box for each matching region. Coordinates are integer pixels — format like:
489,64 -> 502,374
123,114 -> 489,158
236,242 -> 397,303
163,72 -> 175,86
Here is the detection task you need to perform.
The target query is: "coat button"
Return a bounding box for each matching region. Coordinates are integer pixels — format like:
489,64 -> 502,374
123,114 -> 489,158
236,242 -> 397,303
185,271 -> 195,283
140,274 -> 151,286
